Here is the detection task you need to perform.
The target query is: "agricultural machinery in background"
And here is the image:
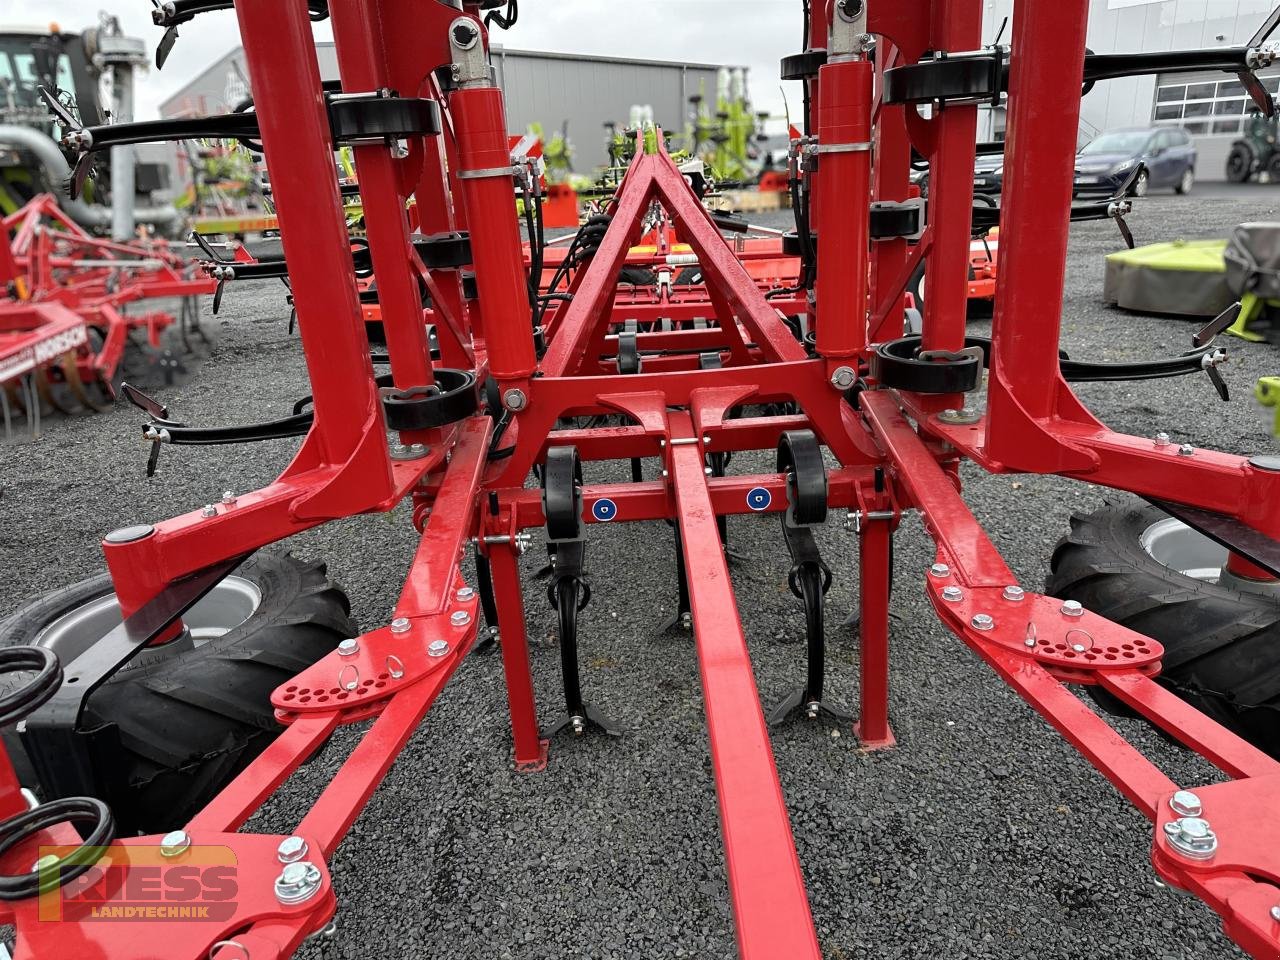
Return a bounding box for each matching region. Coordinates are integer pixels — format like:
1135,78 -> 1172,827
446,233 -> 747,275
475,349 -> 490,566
1227,110 -> 1280,182
0,1 -> 1276,959
0,15 -> 177,237
0,192 -> 213,439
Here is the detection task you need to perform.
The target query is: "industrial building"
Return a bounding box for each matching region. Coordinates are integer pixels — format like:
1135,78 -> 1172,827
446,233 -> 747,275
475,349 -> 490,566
159,44 -> 740,169
981,0 -> 1278,179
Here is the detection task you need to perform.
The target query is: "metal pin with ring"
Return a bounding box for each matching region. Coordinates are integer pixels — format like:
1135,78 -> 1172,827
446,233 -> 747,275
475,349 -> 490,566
386,655 -> 405,679
1065,628 -> 1094,653
338,664 -> 360,691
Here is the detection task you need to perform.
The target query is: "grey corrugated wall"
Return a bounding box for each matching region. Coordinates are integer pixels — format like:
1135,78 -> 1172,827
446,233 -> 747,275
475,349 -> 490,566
161,44 -> 734,168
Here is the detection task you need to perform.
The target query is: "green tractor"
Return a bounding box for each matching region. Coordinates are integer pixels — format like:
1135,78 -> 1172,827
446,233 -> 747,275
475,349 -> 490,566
1226,111 -> 1280,183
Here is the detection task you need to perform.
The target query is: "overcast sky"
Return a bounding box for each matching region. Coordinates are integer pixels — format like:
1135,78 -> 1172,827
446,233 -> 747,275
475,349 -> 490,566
36,1 -> 804,126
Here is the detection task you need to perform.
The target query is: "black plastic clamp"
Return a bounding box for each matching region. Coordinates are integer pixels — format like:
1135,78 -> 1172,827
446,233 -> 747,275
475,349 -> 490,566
871,336 -> 988,394
781,49 -> 829,81
413,231 -> 473,269
883,49 -> 1006,107
380,368 -> 479,431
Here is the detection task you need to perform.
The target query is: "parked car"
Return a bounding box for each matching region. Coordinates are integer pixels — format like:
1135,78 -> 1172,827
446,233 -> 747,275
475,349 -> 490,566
911,149 -> 1005,198
972,151 -> 1004,194
1074,127 -> 1196,197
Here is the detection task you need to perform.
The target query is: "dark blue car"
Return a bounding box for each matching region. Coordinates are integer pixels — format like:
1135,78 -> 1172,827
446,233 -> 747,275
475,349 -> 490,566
1073,127 -> 1197,197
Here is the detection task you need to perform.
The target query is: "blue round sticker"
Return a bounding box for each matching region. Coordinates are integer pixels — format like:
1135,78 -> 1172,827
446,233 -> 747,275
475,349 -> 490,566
592,498 -> 618,522
747,487 -> 772,512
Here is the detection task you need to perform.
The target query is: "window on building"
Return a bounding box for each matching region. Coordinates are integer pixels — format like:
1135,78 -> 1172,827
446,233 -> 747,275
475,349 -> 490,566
1152,74 -> 1280,138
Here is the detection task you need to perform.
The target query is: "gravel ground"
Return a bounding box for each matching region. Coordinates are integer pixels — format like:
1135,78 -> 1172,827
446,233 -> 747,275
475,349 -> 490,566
2,188 -> 1278,959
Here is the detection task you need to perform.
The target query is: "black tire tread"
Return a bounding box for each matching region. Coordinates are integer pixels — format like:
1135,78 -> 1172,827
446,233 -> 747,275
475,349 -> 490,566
0,551 -> 355,832
1046,498 -> 1280,757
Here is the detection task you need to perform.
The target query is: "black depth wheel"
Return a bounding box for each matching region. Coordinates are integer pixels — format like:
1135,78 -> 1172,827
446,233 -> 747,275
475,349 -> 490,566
1047,498 -> 1280,758
0,551 -> 355,833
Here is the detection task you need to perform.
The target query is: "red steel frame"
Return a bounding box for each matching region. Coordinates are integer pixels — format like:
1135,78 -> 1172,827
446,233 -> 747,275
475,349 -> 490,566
2,1 -> 1280,957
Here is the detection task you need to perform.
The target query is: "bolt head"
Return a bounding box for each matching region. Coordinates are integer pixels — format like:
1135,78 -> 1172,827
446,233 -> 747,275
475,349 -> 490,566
1165,816 -> 1218,860
971,613 -> 994,631
274,861 -> 323,904
942,586 -> 963,602
1061,600 -> 1084,617
929,563 -> 950,578
1271,905 -> 1280,923
502,388 -> 527,412
221,491 -> 236,505
390,617 -> 411,634
1170,790 -> 1203,817
159,830 -> 191,858
829,365 -> 856,390
200,504 -> 217,518
456,587 -> 476,601
1155,432 -> 1171,446
450,610 -> 471,627
1178,443 -> 1195,457
277,835 -> 308,864
428,639 -> 450,658
338,638 -> 359,657
1002,585 -> 1025,602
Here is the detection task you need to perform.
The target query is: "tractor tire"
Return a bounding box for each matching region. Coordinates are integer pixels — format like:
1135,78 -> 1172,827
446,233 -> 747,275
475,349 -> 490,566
0,551 -> 355,833
1046,498 -> 1280,759
909,261 -> 991,320
1268,154 -> 1280,184
1226,142 -> 1254,183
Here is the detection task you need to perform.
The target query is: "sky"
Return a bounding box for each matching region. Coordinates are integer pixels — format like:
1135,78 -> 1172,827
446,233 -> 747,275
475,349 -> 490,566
31,1 -> 805,126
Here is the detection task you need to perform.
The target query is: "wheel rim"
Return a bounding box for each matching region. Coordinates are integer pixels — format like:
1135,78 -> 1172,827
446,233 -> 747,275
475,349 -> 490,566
1140,518 -> 1280,597
34,578 -> 262,666
1140,518 -> 1227,581
1134,172 -> 1149,197
1181,170 -> 1194,192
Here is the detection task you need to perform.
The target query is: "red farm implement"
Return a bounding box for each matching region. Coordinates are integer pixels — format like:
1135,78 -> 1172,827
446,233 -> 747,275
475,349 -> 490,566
0,193 -> 214,437
0,0 -> 1276,957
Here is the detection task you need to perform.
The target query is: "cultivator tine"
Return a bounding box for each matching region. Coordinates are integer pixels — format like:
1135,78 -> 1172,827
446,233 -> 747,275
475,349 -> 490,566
33,367 -> 66,416
541,446 -> 622,739
0,383 -> 11,441
654,526 -> 693,635
68,153 -> 95,202
64,355 -> 109,413
121,382 -> 169,420
472,551 -> 501,653
1194,302 -> 1243,347
155,25 -> 179,69
769,431 -> 850,726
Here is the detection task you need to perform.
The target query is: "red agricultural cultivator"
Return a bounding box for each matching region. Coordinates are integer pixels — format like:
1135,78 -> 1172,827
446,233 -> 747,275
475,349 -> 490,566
1,0 -> 1279,957
0,193 -> 213,439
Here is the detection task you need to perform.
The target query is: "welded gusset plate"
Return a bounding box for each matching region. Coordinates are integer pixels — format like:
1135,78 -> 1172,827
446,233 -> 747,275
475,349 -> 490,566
1151,777 -> 1280,958
924,568 -> 1162,682
4,831 -> 333,956
271,588 -> 479,721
